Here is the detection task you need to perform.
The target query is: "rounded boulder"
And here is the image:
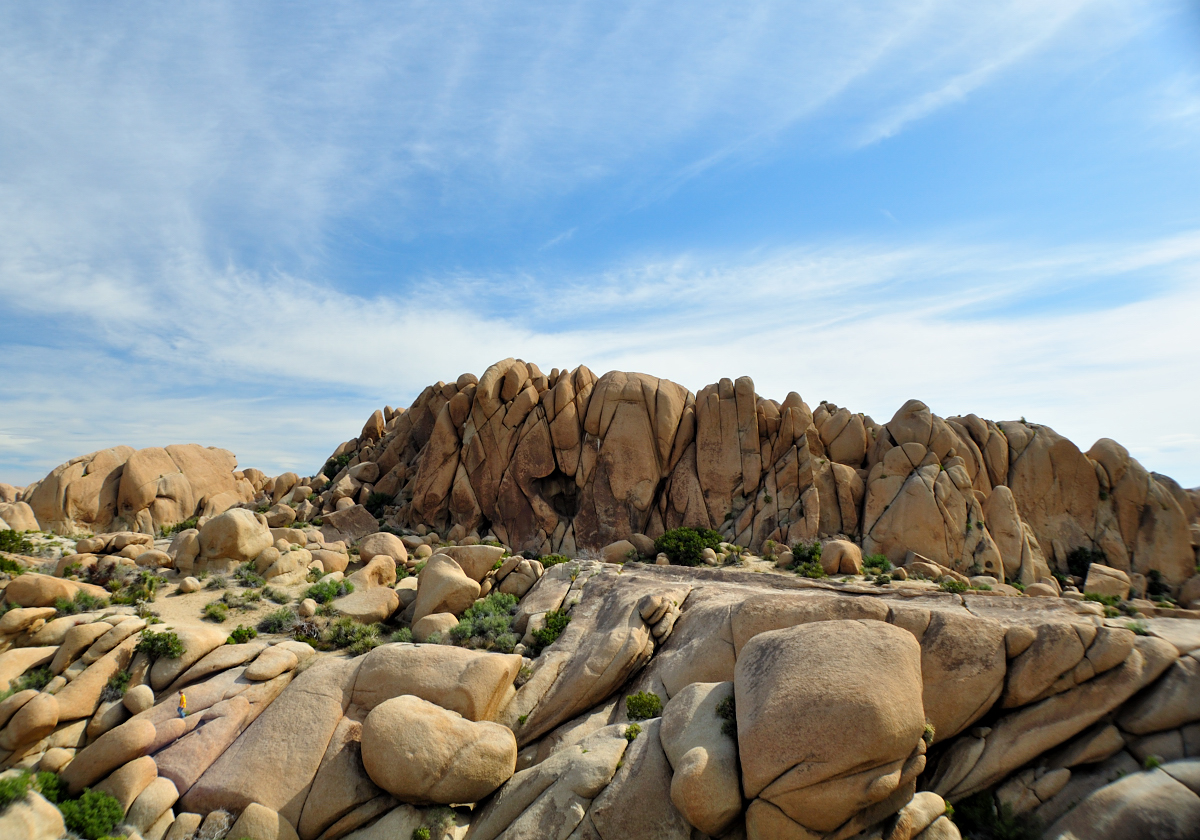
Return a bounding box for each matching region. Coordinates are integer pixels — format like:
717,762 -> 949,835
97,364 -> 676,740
361,695 -> 517,804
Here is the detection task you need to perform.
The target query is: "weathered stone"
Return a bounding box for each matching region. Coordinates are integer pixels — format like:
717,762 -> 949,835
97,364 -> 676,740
660,681 -> 742,836
411,555 -> 481,623
228,802 -> 300,840
351,643 -> 520,721
60,717 -> 156,793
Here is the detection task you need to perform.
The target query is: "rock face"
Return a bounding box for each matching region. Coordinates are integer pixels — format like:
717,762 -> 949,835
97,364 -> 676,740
23,443 -> 254,535
311,361 -> 1199,586
195,509 -> 274,574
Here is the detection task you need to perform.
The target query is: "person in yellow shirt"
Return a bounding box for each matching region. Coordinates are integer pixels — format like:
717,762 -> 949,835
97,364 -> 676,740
178,691 -> 187,719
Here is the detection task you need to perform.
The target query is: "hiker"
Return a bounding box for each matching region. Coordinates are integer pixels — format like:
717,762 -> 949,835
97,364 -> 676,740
178,691 -> 187,719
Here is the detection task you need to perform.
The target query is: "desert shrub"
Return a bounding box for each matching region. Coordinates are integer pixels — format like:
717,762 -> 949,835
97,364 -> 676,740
529,608 -> 570,655
0,554 -> 27,575
111,571 -> 164,606
364,492 -> 393,517
59,788 -> 124,839
862,553 -> 892,572
873,574 -> 892,586
791,540 -> 822,566
203,602 -> 229,623
136,629 -> 185,659
923,723 -> 936,745
0,530 -> 34,556
54,590 -> 109,616
795,561 -> 826,579
449,592 -> 519,652
654,527 -> 722,566
1144,754 -> 1162,769
412,828 -> 431,840
626,690 -> 662,721
716,695 -> 736,737
1147,569 -> 1171,599
12,667 -> 53,693
949,790 -> 1039,840
624,723 -> 642,742
323,454 -> 352,479
258,608 -> 298,634
34,771 -> 61,804
1084,592 -> 1119,607
227,625 -> 257,644
234,562 -> 265,589
100,670 -> 131,702
263,587 -> 289,604
325,617 -> 381,654
305,578 -> 353,604
1125,620 -> 1149,635
540,554 -> 570,568
939,579 -> 968,594
390,627 -> 413,643
0,770 -> 32,809
165,517 -> 199,535
1065,546 -> 1105,579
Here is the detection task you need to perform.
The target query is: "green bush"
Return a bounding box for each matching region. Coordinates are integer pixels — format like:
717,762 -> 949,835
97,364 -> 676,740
624,722 -> 642,742
258,608 -> 298,634
34,771 -> 61,804
234,562 -> 266,589
0,555 -> 26,575
654,527 -> 722,566
791,540 -> 822,565
449,592 -> 519,652
1084,592 -> 1119,607
1144,754 -> 1162,769
323,454 -> 352,479
10,667 -> 53,694
58,788 -> 125,839
305,578 -> 354,604
0,530 -> 34,556
135,630 -> 185,660
111,571 -> 164,605
325,617 -> 381,654
862,553 -> 892,572
795,561 -> 826,579
227,625 -> 258,644
165,517 -> 199,535
529,608 -> 570,655
0,771 -> 32,809
1147,569 -> 1171,599
263,587 -> 289,604
364,492 -> 393,517
54,590 -> 110,616
1065,546 -> 1105,579
100,670 -> 131,702
540,554 -> 570,568
1125,621 -> 1149,636
949,789 -> 1040,840
940,579 -> 968,594
716,695 -> 736,737
626,691 -> 662,721
390,627 -> 414,643
873,573 -> 892,586
203,602 -> 229,623
412,828 -> 431,840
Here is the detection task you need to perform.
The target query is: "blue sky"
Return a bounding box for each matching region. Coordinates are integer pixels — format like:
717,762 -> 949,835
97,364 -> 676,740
1,1 -> 1199,488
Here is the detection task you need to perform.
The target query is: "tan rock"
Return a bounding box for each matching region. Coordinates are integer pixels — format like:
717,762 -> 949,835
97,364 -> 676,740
321,505 -> 380,543
660,681 -> 742,836
0,500 -> 39,532
60,716 -> 156,793
346,555 -> 397,590
53,636 -> 138,721
0,689 -> 38,730
736,620 -> 926,833
0,646 -> 58,690
228,802 -> 300,840
360,695 -> 516,804
170,641 -> 267,690
411,613 -> 459,643
1046,765 -> 1200,840
156,696 -> 252,796
4,574 -> 97,608
164,812 -> 203,840
38,747 -> 73,774
245,646 -> 298,681
333,587 -> 399,624
295,715 -> 381,840
95,754 -> 158,812
0,692 -> 59,751
823,540 -> 862,575
150,625 -> 229,691
298,598 -> 318,617
1117,651 -> 1200,735
0,606 -> 58,634
196,508 -> 273,572
411,555 -> 481,623
352,643 -> 520,721
358,532 -> 409,566
1084,563 -> 1131,600
309,549 -> 349,574
127,776 -> 180,833
919,610 -> 1006,741
0,789 -> 64,840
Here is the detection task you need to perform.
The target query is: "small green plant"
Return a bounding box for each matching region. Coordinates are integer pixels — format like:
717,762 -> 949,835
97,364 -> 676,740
54,590 -> 109,616
258,608 -> 298,634
34,771 -> 61,804
111,570 -> 164,606
1144,754 -> 1162,770
364,492 -> 393,517
135,629 -> 185,659
971,583 -> 993,591
791,540 -> 822,567
873,574 -> 892,586
234,562 -> 266,589
624,722 -> 642,742
165,517 -> 199,535
716,695 -> 736,737
626,690 -> 662,721
540,554 -> 570,567
1125,620 -> 1149,636
923,723 -> 936,745
227,625 -> 257,644
940,579 -> 968,594
263,587 -> 289,604
1065,546 -> 1105,579
205,575 -> 228,590
305,578 -> 354,604
100,670 -> 131,702
10,666 -> 53,694
412,828 -> 431,840
1146,569 -> 1171,599
324,617 -> 381,654
0,555 -> 25,575
949,789 -> 1040,840
59,788 -> 125,839
449,591 -> 519,652
0,770 -> 32,809
323,454 -> 353,478
517,714 -> 529,726
862,553 -> 892,572
795,561 -> 826,579
0,530 -> 34,556
1084,592 -> 1119,607
654,527 -> 723,566
390,627 -> 413,643
529,608 -> 570,655
203,602 -> 229,622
